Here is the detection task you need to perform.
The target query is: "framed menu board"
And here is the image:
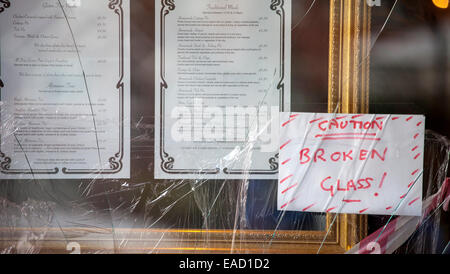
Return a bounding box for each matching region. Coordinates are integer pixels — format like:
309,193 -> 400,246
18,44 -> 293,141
0,0 -> 131,179
154,0 -> 291,179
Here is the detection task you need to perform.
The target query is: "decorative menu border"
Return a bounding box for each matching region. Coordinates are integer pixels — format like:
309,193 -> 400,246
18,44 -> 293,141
0,0 -> 10,13
0,0 -> 125,175
158,0 -> 286,175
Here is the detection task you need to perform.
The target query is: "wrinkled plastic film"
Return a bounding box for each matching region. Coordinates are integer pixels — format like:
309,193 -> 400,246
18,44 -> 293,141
0,0 -> 449,254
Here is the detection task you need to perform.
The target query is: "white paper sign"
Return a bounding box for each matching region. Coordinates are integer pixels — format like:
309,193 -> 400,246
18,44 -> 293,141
278,113 -> 425,216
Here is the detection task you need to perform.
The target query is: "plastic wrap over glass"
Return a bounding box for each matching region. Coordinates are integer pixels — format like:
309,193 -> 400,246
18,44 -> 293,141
0,0 -> 449,254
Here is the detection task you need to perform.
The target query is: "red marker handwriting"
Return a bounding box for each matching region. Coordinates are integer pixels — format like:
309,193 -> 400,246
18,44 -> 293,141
282,114 -> 299,127
359,208 -> 369,214
280,174 -> 293,184
342,199 -> 361,203
374,172 -> 387,197
280,139 -> 291,150
280,197 -> 297,209
309,117 -> 323,124
281,158 -> 291,165
320,176 -> 373,197
315,133 -> 377,138
317,119 -> 383,131
299,147 -> 387,164
408,197 -> 420,206
281,183 -> 298,194
302,203 -> 315,211
321,137 -> 381,141
378,172 -> 387,189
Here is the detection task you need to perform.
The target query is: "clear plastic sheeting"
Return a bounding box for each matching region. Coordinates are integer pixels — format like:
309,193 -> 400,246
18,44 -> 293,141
0,0 -> 449,254
347,131 -> 450,254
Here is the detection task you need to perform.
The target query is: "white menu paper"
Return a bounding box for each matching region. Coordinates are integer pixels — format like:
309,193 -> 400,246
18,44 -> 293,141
0,0 -> 130,179
155,0 -> 291,179
278,113 -> 425,216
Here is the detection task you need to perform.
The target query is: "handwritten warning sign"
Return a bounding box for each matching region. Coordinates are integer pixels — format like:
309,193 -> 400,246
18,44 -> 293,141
278,113 -> 425,216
